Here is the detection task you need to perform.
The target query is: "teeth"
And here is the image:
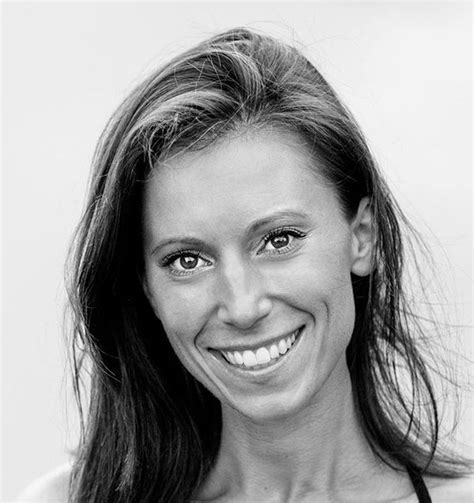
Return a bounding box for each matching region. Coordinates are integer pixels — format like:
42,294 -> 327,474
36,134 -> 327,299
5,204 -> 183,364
255,347 -> 271,365
221,329 -> 300,368
278,339 -> 288,354
269,344 -> 279,359
242,350 -> 257,367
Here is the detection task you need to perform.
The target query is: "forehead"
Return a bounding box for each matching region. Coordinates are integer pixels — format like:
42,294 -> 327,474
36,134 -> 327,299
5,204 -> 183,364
142,130 -> 338,239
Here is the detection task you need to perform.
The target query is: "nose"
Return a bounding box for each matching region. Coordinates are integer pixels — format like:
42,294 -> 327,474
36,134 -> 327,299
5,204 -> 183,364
217,259 -> 272,330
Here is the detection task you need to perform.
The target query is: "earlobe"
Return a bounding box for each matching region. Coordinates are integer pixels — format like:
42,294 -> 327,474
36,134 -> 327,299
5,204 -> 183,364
350,197 -> 374,277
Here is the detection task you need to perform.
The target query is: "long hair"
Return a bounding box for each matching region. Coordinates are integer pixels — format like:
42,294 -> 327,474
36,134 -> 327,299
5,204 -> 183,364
67,28 -> 471,502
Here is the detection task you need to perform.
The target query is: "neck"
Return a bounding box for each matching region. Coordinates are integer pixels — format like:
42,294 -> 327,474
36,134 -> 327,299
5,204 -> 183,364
197,358 -> 410,501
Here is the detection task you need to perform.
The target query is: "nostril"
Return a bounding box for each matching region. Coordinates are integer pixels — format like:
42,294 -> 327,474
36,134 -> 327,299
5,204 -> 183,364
217,297 -> 272,329
259,298 -> 272,316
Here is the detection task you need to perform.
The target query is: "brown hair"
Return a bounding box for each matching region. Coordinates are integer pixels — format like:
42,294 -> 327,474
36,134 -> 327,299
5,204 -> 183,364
67,27 -> 471,502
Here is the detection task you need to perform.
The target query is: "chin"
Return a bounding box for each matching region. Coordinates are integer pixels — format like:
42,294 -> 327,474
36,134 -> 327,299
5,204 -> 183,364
225,385 -> 318,425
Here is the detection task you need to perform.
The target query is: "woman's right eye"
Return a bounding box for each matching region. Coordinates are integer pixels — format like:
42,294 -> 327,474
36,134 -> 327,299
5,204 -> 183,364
162,251 -> 212,276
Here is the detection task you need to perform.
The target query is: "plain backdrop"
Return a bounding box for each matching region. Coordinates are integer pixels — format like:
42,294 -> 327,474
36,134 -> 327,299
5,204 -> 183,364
2,2 -> 472,501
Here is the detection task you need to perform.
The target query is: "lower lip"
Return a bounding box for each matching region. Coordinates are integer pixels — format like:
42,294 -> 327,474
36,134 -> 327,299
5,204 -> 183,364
212,326 -> 305,375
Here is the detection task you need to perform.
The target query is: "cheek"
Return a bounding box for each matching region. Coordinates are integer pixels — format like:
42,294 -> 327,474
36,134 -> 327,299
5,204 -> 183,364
145,275 -> 213,351
285,239 -> 356,343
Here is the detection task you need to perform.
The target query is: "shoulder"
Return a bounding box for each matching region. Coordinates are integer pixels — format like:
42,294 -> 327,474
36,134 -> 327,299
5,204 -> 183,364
16,463 -> 72,503
425,473 -> 474,503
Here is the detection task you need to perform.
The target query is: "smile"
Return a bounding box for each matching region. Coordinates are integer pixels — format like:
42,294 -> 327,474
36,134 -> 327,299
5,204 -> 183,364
218,328 -> 302,370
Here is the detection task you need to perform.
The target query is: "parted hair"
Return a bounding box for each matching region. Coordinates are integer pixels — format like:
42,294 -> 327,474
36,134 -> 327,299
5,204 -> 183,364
67,28 -> 470,502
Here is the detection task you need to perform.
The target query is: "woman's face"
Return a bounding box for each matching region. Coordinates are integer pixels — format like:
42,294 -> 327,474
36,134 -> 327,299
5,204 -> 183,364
142,129 -> 372,421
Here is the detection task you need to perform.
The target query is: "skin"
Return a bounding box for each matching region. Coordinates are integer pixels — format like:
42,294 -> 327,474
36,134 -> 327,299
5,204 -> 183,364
16,468 -> 474,502
17,129 -> 473,502
141,128 -> 414,502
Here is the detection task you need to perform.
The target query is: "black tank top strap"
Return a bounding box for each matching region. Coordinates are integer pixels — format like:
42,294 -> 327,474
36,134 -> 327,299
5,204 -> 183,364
406,465 -> 432,503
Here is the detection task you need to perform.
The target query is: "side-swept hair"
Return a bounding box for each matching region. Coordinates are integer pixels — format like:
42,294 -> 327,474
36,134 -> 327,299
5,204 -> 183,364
67,28 -> 471,502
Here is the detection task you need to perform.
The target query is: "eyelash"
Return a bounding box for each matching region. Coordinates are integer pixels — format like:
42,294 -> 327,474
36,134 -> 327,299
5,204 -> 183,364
160,227 -> 307,276
258,227 -> 307,255
160,248 -> 212,277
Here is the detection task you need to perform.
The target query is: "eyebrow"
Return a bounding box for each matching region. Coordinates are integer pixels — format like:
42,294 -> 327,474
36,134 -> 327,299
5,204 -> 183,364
150,209 -> 310,256
245,210 -> 310,235
151,237 -> 207,257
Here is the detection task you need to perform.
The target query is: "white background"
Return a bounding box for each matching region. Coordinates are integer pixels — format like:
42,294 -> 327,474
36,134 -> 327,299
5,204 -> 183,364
2,2 -> 472,500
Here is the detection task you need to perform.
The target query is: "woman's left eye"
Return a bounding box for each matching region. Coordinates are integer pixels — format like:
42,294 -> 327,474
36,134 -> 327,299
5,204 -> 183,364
259,228 -> 306,254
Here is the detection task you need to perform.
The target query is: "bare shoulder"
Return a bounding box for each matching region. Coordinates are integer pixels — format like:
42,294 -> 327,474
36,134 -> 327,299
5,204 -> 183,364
16,463 -> 72,502
425,473 -> 474,502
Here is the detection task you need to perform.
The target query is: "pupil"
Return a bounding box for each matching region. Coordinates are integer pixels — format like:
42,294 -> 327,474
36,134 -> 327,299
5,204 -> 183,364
271,234 -> 289,249
180,255 -> 198,269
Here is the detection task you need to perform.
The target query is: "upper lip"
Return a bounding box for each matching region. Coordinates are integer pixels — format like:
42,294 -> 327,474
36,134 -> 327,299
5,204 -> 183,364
210,326 -> 302,353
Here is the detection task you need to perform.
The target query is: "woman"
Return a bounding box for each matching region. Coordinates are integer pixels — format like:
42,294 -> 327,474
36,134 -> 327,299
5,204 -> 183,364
20,28 -> 471,502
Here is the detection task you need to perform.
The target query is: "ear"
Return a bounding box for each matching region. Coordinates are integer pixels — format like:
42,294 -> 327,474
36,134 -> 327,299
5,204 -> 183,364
141,271 -> 157,312
142,280 -> 163,323
350,197 -> 374,277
